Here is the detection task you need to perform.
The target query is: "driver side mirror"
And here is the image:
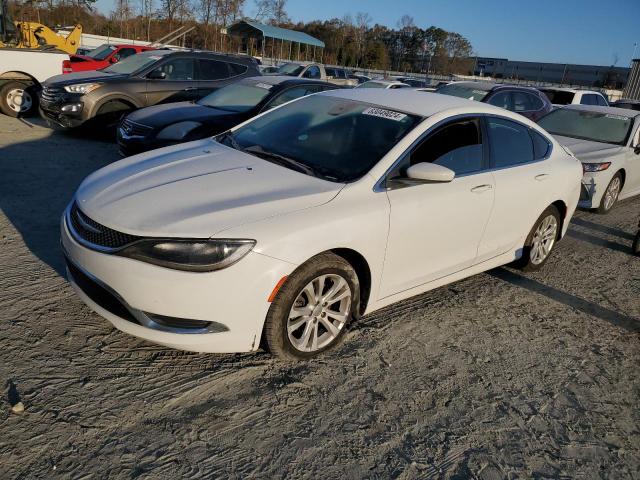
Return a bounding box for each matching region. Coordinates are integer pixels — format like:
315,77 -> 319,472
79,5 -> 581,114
109,56 -> 118,64
634,145 -> 640,155
148,69 -> 166,80
406,162 -> 455,182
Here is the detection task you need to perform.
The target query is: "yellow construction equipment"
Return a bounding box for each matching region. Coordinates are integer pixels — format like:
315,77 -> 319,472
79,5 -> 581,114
0,0 -> 82,54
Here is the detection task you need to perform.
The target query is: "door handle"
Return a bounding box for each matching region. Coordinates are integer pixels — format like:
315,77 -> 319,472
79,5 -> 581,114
184,87 -> 198,91
535,174 -> 550,181
471,184 -> 493,193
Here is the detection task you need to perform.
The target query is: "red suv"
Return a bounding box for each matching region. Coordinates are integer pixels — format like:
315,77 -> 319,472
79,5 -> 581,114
63,44 -> 155,74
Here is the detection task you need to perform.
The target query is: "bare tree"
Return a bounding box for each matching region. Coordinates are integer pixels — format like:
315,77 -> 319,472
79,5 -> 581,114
354,11 -> 371,67
254,0 -> 289,25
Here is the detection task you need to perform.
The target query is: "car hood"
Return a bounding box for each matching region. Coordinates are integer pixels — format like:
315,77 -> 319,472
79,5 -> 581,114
125,102 -> 239,130
552,135 -> 625,162
45,70 -> 127,86
74,140 -> 344,238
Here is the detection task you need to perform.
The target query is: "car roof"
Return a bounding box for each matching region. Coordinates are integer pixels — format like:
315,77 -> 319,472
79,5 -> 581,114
240,75 -> 333,87
321,89 -> 520,117
447,81 -> 497,91
540,87 -> 602,94
562,104 -> 640,118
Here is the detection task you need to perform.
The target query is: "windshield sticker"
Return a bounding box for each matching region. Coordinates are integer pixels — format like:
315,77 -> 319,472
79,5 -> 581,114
605,114 -> 627,120
254,82 -> 273,90
148,56 -> 162,60
362,107 -> 407,121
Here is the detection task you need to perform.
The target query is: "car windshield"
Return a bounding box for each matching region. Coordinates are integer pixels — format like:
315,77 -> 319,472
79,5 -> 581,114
437,84 -> 488,101
357,81 -> 388,89
198,82 -> 272,112
541,89 -> 575,105
276,63 -> 305,76
86,44 -> 116,60
102,53 -> 163,74
219,95 -> 422,182
538,109 -> 633,145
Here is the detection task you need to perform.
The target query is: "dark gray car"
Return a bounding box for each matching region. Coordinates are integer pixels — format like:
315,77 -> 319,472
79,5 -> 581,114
39,50 -> 261,129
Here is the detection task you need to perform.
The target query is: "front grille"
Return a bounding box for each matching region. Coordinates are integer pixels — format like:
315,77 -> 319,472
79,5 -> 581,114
121,118 -> 153,137
66,258 -> 138,325
41,86 -> 65,103
69,202 -> 140,250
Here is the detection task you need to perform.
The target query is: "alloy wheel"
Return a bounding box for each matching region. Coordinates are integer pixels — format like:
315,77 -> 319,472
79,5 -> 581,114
530,214 -> 558,265
602,177 -> 621,211
287,274 -> 352,353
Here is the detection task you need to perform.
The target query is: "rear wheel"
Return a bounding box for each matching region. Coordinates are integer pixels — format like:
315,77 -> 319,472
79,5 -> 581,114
597,173 -> 622,214
0,81 -> 38,117
514,205 -> 560,272
263,253 -> 359,360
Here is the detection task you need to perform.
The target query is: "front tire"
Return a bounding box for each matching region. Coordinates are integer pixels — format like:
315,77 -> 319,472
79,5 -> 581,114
597,172 -> 622,214
0,81 -> 38,117
514,205 -> 560,272
263,252 -> 359,360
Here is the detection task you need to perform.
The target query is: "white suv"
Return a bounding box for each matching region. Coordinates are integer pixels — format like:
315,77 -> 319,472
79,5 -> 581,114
540,88 -> 609,107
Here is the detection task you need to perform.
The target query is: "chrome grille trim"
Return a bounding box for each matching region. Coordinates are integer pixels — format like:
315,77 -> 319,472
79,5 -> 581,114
66,202 -> 141,253
121,118 -> 154,137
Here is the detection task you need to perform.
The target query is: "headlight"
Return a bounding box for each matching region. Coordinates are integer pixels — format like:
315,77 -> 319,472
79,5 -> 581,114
582,162 -> 611,173
118,239 -> 256,272
157,121 -> 203,140
63,83 -> 102,94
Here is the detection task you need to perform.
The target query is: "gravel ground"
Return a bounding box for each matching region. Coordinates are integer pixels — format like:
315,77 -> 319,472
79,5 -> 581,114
0,115 -> 639,479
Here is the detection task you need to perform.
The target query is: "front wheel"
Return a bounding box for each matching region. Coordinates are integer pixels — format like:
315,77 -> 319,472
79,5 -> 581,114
597,173 -> 622,214
263,252 -> 359,360
514,205 -> 560,272
0,81 -> 38,117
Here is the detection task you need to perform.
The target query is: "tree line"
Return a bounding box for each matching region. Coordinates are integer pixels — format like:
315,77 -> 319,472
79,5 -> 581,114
6,0 -> 475,74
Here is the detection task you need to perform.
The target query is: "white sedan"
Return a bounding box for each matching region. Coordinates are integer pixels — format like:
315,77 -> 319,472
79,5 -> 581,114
538,105 -> 640,213
61,89 -> 582,359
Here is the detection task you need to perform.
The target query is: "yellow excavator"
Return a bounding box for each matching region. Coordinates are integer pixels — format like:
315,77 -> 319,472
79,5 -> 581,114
0,0 -> 82,54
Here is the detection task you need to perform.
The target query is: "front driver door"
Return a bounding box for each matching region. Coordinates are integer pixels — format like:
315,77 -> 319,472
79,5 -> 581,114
380,117 -> 495,297
145,57 -> 198,105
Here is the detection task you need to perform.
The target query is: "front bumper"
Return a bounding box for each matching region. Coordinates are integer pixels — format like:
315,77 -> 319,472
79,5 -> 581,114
61,210 -> 294,353
577,173 -> 603,209
39,92 -> 86,128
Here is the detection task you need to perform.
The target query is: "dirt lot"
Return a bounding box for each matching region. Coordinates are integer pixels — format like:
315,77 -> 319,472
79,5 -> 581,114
0,115 -> 639,479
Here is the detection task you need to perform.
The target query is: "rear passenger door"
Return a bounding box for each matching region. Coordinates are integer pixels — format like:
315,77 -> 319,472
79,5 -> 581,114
476,116 -> 554,262
145,57 -> 198,105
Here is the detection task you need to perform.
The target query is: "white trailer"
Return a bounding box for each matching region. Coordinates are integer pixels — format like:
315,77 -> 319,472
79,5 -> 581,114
0,48 -> 68,116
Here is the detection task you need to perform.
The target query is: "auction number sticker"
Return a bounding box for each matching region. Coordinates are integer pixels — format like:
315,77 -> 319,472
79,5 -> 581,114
254,82 -> 273,90
362,107 -> 407,121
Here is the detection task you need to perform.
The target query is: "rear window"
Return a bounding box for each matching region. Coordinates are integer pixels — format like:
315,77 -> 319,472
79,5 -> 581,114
437,84 -> 489,101
541,89 -> 574,105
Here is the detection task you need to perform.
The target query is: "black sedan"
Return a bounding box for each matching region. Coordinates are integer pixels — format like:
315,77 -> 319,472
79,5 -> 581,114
117,76 -> 340,156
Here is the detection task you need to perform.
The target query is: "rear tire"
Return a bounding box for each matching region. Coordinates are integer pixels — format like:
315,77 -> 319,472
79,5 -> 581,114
0,81 -> 38,117
263,252 -> 359,361
597,172 -> 622,214
514,205 -> 561,272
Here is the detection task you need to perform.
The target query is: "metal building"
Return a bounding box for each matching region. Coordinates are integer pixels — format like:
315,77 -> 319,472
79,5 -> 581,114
227,20 -> 325,64
623,59 -> 640,100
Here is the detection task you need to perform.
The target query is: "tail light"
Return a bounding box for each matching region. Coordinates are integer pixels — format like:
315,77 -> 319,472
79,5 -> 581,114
62,60 -> 72,74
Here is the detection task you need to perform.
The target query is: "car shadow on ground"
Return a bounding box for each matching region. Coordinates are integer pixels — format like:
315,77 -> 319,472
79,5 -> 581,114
487,268 -> 639,333
0,120 -> 119,276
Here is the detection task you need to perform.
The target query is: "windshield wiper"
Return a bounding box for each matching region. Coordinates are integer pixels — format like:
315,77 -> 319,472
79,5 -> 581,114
243,145 -> 314,176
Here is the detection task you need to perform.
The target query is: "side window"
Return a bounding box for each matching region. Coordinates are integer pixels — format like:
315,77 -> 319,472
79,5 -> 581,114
303,85 -> 324,94
408,118 -> 484,175
198,59 -> 231,80
303,66 -> 321,79
487,117 -> 534,168
117,48 -> 136,60
487,91 -> 512,110
596,94 -> 608,106
155,58 -> 195,80
229,63 -> 248,76
580,94 -> 599,105
266,86 -> 310,109
511,91 -> 542,111
531,130 -> 551,159
325,67 -> 336,78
